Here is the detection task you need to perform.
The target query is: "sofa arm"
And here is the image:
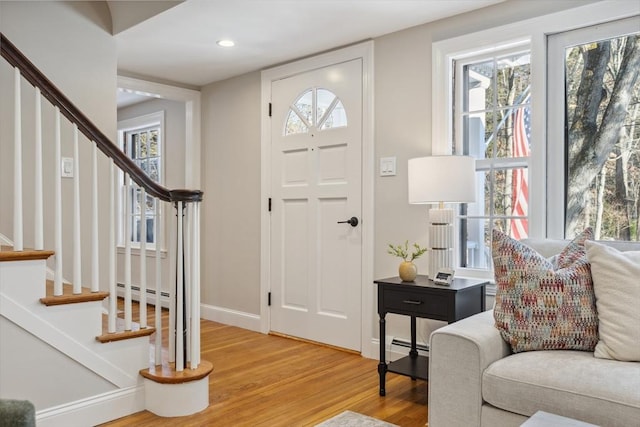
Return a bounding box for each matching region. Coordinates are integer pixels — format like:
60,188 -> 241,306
428,310 -> 511,427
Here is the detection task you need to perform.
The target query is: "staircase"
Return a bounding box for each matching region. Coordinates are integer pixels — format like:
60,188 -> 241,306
0,33 -> 212,426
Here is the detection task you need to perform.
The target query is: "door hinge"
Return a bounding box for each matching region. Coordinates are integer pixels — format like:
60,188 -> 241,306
268,292 -> 271,306
268,197 -> 272,212
268,102 -> 272,117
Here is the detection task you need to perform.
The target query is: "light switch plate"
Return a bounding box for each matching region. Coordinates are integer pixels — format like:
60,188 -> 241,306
380,156 -> 396,176
61,157 -> 74,178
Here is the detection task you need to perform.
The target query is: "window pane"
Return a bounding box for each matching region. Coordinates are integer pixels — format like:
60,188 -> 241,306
294,90 -> 313,125
565,33 -> 640,240
131,216 -> 140,243
316,89 -> 336,124
146,194 -> 155,215
139,132 -> 148,158
459,217 -> 509,269
148,158 -> 159,181
285,109 -> 308,135
149,130 -> 159,156
496,52 -> 531,107
466,60 -> 494,112
320,100 -> 347,130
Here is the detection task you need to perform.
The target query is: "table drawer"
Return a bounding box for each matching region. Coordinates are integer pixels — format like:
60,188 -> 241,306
382,288 -> 448,317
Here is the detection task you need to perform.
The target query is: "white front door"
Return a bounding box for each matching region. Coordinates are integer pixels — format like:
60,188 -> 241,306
269,59 -> 362,351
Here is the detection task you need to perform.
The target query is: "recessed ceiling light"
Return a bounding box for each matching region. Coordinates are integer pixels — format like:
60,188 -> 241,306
217,39 -> 235,48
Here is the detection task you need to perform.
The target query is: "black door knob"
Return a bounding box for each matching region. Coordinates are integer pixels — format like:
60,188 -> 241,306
337,217 -> 359,227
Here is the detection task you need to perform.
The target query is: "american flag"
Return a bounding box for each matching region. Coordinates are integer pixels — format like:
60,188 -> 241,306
510,105 -> 530,240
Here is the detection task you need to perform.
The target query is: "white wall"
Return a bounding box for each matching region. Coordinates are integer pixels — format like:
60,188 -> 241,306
198,0 -> 603,347
0,1 -> 117,291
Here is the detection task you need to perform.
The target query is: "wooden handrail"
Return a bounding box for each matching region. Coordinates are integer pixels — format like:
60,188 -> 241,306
1,33 -> 202,203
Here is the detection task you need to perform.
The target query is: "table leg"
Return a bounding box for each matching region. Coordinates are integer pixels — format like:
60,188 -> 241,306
378,313 -> 387,396
410,315 -> 418,380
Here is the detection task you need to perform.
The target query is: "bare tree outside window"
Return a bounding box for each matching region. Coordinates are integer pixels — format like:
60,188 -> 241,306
566,33 -> 640,240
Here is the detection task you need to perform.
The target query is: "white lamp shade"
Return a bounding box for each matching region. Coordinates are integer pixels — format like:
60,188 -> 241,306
408,156 -> 477,204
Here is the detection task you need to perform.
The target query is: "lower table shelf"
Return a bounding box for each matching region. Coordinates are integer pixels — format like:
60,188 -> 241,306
387,355 -> 429,381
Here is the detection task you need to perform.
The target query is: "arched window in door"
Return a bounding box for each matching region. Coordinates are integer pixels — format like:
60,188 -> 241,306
284,88 -> 347,135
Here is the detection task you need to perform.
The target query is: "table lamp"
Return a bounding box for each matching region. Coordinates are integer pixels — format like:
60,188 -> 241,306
408,155 -> 477,278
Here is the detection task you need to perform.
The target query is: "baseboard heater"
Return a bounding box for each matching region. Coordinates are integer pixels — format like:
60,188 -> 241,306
116,283 -> 170,299
391,338 -> 429,353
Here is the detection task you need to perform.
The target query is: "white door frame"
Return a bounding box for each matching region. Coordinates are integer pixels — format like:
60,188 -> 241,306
117,76 -> 202,189
260,41 -> 375,358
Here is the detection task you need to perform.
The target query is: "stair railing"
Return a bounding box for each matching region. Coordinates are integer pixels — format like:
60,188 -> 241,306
1,33 -> 202,371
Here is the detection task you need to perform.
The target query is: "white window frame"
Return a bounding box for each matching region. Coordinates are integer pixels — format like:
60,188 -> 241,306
432,0 -> 639,283
546,16 -> 640,239
117,111 -> 165,253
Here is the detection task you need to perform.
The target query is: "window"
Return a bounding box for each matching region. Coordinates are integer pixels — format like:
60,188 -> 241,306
454,46 -> 532,271
547,17 -> 640,241
432,2 -> 638,282
117,112 -> 164,248
284,87 -> 347,135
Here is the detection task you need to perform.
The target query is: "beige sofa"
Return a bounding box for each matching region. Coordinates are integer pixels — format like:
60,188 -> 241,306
428,239 -> 640,427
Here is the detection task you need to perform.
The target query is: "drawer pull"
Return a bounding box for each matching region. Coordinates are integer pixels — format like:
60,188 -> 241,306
403,300 -> 423,305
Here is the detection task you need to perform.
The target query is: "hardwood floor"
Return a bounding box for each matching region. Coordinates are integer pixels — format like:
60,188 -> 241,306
100,307 -> 428,427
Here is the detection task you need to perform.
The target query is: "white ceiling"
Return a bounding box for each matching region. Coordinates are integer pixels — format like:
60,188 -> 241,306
114,0 -> 505,88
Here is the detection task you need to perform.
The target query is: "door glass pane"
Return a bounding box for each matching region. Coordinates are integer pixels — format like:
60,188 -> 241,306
285,110 -> 308,135
285,88 -> 347,135
316,89 -> 336,124
294,89 -> 313,125
565,33 -> 640,240
321,100 -> 347,130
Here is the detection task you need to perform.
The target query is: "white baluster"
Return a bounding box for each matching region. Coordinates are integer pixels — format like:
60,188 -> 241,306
108,161 -> 117,333
54,108 -> 63,296
34,88 -> 43,251
176,201 -> 184,371
91,144 -> 99,292
13,68 -> 23,251
191,202 -> 201,369
155,200 -> 162,365
124,174 -> 132,331
73,125 -> 81,294
140,187 -> 147,328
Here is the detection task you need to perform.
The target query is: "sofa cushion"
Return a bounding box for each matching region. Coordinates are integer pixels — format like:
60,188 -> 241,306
482,351 -> 640,427
586,240 -> 640,361
492,228 -> 598,353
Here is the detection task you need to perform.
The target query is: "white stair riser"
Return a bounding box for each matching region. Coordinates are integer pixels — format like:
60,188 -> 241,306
0,259 -> 47,303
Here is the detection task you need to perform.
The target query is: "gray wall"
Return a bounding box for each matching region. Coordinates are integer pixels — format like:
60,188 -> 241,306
198,0 -> 601,344
0,1 -> 117,290
201,72 -> 262,314
0,0 -> 119,409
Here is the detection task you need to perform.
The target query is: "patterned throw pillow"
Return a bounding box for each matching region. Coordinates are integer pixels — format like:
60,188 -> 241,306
492,228 -> 598,353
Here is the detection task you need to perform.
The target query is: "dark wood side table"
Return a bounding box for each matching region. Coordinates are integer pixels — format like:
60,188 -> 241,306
375,275 -> 488,396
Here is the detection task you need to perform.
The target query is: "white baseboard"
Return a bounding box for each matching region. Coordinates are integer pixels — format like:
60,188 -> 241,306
200,303 -> 261,332
370,337 -> 429,362
36,385 -> 145,427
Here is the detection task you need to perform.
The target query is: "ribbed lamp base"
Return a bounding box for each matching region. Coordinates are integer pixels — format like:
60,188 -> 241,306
428,207 -> 454,278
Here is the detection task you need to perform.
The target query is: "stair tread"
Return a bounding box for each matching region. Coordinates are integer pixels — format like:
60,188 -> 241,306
140,359 -> 213,384
0,246 -> 55,262
96,323 -> 156,343
40,279 -> 109,306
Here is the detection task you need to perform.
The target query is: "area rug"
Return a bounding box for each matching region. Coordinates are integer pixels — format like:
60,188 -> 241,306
315,410 -> 398,427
